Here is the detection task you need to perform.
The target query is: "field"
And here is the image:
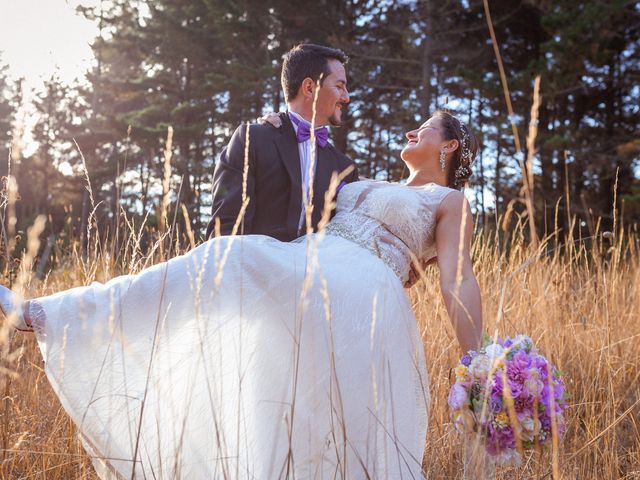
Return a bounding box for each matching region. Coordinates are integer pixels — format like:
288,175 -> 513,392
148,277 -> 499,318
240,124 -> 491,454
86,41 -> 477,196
0,214 -> 638,479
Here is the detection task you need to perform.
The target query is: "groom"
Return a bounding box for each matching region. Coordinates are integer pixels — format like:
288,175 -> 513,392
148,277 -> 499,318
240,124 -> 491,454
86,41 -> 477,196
205,44 -> 359,241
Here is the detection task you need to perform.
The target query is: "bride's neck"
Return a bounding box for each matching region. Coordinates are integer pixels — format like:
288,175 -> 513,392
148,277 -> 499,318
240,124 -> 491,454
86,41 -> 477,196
405,168 -> 447,188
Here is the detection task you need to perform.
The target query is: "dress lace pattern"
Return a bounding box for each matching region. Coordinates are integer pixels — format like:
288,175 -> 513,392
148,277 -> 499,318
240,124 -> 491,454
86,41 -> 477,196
325,180 -> 456,283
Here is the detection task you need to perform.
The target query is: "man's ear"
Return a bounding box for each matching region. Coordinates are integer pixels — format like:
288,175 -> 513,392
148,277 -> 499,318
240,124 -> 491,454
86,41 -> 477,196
300,77 -> 315,100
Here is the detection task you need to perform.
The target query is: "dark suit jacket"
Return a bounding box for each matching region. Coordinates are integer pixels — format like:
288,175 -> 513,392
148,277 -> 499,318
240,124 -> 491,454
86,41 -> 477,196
206,112 -> 359,241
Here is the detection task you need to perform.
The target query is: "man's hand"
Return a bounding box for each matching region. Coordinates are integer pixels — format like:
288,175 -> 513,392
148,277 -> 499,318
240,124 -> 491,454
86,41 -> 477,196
257,112 -> 282,128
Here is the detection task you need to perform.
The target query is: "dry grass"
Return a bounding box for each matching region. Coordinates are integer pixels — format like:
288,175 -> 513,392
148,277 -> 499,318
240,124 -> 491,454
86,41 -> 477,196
415,225 -> 640,479
0,216 -> 637,479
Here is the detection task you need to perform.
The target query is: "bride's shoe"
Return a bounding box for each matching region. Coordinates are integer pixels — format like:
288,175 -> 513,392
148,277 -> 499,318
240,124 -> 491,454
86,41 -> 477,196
0,285 -> 32,332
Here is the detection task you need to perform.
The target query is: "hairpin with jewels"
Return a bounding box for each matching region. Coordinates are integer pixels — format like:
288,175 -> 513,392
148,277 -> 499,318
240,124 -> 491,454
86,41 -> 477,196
454,123 -> 474,184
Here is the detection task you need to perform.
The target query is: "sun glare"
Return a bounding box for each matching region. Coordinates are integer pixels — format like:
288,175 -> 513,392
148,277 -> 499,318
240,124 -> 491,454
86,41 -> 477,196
0,0 -> 98,89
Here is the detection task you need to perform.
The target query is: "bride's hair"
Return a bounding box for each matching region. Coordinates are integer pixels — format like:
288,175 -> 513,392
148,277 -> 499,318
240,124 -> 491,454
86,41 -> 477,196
432,110 -> 479,190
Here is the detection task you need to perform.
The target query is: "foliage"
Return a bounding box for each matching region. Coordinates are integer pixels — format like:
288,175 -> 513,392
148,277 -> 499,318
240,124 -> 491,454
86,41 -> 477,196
1,0 -> 639,244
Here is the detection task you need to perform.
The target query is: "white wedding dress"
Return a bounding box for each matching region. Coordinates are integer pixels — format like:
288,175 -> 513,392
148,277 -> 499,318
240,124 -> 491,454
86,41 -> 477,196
31,180 -> 456,479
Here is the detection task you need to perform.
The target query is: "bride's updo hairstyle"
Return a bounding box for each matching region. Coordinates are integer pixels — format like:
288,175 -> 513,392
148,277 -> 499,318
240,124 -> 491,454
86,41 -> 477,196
432,110 -> 479,190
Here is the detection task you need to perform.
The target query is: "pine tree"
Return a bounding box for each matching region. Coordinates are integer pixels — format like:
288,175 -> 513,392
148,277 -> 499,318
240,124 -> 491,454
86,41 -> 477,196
30,0 -> 637,238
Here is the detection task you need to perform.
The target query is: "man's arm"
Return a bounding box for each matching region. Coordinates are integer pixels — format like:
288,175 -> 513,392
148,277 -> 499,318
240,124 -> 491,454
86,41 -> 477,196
345,159 -> 359,183
206,123 -> 256,239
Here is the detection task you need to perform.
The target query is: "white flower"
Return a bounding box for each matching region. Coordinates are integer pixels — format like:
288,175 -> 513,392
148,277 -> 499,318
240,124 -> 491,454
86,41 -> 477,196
524,377 -> 544,397
519,416 -> 540,442
513,334 -> 535,352
490,448 -> 524,467
484,343 -> 504,358
495,449 -> 523,466
469,354 -> 492,380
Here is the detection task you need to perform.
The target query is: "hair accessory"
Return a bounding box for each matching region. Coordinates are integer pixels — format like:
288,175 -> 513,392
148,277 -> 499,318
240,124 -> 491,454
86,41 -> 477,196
454,123 -> 474,186
459,124 -> 473,167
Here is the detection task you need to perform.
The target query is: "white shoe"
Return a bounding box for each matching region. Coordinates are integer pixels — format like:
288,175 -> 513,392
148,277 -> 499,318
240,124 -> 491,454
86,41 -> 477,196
0,286 -> 32,332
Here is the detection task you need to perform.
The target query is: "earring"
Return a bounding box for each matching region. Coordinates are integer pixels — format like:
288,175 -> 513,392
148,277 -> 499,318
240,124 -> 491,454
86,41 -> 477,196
439,149 -> 446,171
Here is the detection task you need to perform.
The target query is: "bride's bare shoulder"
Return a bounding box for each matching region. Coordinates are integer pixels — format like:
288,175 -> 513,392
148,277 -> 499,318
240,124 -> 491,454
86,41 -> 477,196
436,189 -> 470,221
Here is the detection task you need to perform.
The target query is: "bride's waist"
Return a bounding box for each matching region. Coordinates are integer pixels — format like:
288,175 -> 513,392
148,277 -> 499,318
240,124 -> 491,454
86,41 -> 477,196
323,218 -> 411,281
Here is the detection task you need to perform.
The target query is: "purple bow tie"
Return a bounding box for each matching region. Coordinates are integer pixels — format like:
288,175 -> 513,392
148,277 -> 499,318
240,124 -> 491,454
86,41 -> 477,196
289,113 -> 329,148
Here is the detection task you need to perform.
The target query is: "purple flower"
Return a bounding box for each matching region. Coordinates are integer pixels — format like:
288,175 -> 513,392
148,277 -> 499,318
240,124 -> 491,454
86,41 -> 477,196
534,356 -> 549,378
540,413 -> 552,433
505,351 -> 533,399
460,353 -> 472,366
449,334 -> 568,464
553,382 -> 566,402
507,350 -> 531,376
507,379 -> 525,398
448,383 -> 469,410
514,393 -> 534,412
490,396 -> 503,413
492,374 -> 504,398
540,385 -> 552,412
486,422 -> 516,455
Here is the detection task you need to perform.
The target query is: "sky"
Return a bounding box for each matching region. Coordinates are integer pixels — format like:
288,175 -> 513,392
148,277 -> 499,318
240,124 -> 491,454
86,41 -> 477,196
0,1 -> 490,208
0,0 -> 100,157
0,0 -> 99,89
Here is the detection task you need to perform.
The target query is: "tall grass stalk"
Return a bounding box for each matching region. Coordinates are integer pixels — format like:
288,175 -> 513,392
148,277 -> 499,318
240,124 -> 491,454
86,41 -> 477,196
0,206 -> 637,478
0,103 -> 638,478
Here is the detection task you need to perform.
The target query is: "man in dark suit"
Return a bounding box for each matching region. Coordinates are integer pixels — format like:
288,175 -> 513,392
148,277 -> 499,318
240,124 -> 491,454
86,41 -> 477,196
206,44 -> 359,241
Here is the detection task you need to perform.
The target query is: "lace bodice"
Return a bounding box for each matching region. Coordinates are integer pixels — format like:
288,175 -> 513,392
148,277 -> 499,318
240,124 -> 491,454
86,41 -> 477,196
324,179 -> 456,283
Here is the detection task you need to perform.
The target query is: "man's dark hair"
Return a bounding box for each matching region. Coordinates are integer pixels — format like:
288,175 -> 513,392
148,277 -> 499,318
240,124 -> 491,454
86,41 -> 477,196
281,44 -> 348,103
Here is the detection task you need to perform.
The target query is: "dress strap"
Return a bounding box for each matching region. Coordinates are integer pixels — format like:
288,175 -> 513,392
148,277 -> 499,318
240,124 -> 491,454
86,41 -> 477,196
423,183 -> 458,207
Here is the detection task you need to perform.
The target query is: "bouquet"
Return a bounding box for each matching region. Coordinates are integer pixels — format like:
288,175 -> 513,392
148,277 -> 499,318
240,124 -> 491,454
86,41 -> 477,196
448,335 -> 568,466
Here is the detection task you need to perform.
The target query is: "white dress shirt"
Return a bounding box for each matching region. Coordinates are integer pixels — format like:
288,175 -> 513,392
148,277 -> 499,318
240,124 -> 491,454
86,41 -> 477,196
288,111 -> 324,234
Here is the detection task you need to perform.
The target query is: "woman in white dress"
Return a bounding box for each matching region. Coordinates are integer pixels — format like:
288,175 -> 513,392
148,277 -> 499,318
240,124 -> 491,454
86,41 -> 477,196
2,110 -> 481,479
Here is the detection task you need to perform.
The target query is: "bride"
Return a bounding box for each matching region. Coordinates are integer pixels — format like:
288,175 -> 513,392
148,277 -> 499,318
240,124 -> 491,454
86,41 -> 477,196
2,110 -> 481,479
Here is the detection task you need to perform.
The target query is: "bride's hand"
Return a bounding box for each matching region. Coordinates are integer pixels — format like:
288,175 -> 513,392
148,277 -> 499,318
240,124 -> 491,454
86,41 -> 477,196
257,112 -> 282,128
404,258 -> 435,288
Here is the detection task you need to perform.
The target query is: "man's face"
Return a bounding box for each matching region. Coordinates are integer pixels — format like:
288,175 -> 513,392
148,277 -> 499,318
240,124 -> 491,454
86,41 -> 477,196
314,59 -> 349,126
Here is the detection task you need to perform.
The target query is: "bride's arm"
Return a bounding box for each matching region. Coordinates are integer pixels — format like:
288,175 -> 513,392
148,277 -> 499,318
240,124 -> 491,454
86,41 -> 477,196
435,192 -> 483,353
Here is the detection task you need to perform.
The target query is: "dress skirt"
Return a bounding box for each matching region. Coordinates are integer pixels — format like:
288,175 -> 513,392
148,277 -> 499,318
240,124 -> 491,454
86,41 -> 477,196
34,233 -> 429,479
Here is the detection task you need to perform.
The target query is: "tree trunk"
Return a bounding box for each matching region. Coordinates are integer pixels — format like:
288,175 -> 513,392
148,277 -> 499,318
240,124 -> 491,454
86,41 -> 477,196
419,0 -> 433,120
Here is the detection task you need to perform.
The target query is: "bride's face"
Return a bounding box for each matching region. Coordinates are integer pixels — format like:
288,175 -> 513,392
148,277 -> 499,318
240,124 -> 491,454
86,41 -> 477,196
401,117 -> 444,165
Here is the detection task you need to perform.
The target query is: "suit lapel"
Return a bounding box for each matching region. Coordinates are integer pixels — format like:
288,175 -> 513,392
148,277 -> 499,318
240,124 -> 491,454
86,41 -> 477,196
273,113 -> 303,239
